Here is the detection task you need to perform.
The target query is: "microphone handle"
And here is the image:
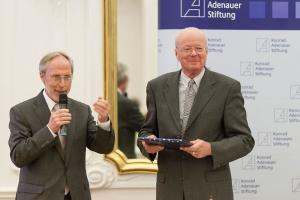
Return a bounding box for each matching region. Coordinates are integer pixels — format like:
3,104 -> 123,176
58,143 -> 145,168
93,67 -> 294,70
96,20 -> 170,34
59,125 -> 67,136
58,103 -> 67,136
59,103 -> 67,109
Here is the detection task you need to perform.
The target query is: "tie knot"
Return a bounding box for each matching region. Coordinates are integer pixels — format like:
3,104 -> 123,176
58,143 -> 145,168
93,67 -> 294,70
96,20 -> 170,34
188,79 -> 196,87
52,104 -> 59,112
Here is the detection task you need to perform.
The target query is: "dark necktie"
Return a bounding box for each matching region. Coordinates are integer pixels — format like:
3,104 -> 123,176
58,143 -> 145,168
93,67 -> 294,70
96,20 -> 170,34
52,104 -> 69,194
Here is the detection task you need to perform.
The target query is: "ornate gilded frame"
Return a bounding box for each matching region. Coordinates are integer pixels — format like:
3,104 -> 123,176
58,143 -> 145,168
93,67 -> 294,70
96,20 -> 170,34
103,0 -> 157,174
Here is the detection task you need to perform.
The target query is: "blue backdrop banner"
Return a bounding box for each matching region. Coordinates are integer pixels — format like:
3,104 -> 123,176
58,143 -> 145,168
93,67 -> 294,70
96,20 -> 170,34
159,0 -> 300,30
158,0 -> 300,199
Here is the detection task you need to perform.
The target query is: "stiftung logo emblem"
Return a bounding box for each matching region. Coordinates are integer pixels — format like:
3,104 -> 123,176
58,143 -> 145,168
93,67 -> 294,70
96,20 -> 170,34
181,0 -> 206,18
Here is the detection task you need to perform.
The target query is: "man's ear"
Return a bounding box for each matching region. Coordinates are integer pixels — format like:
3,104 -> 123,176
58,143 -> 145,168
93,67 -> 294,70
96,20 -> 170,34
175,49 -> 180,61
40,72 -> 46,84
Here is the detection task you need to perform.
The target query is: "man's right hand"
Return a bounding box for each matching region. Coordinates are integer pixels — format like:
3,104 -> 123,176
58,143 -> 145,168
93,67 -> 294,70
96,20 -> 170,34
142,135 -> 164,154
47,109 -> 72,133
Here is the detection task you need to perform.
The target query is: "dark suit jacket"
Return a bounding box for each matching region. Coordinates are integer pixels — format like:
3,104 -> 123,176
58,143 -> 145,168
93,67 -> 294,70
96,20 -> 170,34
8,90 -> 115,200
118,92 -> 144,158
138,68 -> 254,200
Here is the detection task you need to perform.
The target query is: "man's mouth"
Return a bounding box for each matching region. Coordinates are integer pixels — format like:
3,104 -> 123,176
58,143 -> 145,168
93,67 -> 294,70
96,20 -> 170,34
56,91 -> 67,95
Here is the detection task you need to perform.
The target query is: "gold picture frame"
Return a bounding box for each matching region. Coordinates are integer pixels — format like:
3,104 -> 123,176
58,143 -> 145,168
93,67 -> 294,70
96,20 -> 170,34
103,0 -> 157,174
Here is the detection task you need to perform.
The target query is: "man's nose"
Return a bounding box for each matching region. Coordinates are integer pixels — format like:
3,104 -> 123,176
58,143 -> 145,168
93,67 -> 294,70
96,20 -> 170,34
190,49 -> 197,56
58,78 -> 67,86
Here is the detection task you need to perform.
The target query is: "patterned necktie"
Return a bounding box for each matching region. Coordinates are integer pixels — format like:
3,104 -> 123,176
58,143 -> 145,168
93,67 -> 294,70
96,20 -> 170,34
52,104 -> 66,149
181,79 -> 196,134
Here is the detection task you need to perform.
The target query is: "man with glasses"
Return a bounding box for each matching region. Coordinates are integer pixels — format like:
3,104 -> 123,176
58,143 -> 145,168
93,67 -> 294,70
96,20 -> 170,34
8,51 -> 115,200
138,27 -> 255,200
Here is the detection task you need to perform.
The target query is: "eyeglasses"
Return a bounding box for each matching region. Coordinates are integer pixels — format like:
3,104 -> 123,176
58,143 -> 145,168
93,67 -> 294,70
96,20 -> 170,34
49,75 -> 73,83
179,46 -> 206,54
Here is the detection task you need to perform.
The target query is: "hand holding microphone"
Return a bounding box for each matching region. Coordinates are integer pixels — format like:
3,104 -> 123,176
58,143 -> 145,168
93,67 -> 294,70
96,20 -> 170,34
48,94 -> 72,134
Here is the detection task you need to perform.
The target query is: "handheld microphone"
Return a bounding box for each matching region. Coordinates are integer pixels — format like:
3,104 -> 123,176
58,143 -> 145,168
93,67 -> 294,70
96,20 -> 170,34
58,94 -> 68,136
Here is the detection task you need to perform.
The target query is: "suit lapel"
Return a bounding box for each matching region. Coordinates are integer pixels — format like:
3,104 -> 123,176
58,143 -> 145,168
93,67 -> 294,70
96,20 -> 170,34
185,69 -> 217,132
33,91 -> 65,161
33,91 -> 51,128
163,71 -> 182,133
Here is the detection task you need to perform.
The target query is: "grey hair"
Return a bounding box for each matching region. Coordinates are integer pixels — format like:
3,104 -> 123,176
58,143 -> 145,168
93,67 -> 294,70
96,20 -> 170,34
117,62 -> 128,86
39,51 -> 74,74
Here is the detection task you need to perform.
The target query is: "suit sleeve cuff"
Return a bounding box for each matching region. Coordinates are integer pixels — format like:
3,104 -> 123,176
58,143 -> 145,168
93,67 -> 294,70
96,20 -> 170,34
47,125 -> 57,138
97,120 -> 111,131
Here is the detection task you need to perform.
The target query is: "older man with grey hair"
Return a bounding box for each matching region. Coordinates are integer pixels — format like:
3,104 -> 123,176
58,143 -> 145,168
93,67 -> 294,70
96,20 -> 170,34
138,27 -> 254,200
9,51 -> 115,200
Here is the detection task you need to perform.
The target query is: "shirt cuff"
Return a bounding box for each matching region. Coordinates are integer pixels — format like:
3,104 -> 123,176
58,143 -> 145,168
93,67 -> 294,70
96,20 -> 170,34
98,120 -> 111,131
47,125 -> 57,138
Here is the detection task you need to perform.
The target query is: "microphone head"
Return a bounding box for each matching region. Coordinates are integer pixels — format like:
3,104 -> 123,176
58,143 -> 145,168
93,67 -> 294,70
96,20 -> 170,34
59,94 -> 68,105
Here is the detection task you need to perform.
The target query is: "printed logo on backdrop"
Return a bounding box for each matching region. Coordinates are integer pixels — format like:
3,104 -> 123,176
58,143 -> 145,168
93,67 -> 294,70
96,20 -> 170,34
256,131 -> 293,148
290,85 -> 300,99
292,178 -> 300,192
242,155 -> 276,171
159,0 -> 300,30
181,0 -> 205,17
232,178 -> 260,195
274,108 -> 300,123
181,0 -> 238,20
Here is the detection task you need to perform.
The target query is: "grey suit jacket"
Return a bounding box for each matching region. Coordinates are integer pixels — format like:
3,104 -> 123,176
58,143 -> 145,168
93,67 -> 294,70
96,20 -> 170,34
138,68 -> 254,200
9,90 -> 115,200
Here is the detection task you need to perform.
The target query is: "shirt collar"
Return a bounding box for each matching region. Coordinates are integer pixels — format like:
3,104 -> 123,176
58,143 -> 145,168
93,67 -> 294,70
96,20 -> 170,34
43,89 -> 56,111
117,88 -> 124,95
180,67 -> 206,88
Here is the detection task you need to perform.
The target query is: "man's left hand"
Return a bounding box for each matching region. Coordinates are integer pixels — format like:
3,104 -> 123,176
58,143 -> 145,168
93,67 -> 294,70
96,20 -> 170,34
93,97 -> 110,122
180,139 -> 212,159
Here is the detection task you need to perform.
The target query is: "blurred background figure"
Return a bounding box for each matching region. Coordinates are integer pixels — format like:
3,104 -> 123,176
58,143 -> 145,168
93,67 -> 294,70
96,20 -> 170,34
117,62 -> 145,158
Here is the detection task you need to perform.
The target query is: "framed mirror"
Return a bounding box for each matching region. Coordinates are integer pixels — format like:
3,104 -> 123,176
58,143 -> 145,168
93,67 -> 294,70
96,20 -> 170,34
103,0 -> 157,174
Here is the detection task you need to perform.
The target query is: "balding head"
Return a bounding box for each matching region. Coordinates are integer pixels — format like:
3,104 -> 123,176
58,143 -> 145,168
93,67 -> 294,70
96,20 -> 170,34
175,27 -> 207,48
